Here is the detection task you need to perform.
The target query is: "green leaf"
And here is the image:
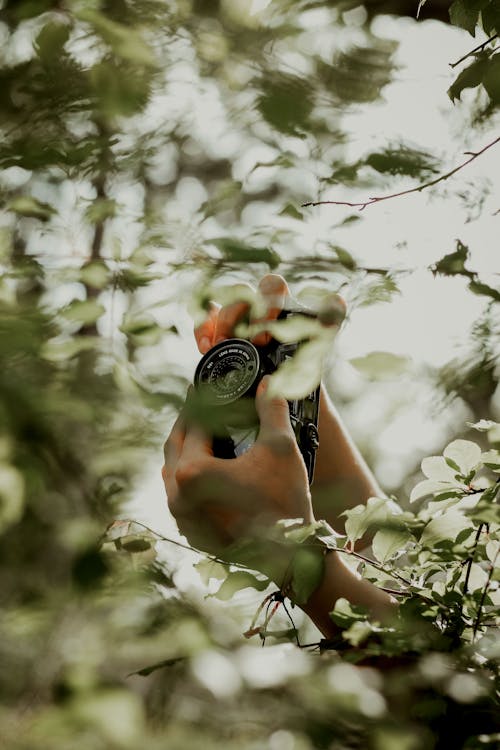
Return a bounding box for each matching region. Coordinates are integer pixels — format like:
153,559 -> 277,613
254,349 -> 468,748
330,597 -> 369,628
432,240 -> 469,274
77,9 -> 156,66
35,20 -> 71,62
343,497 -> 393,544
8,196 -> 56,221
278,203 -> 304,220
420,510 -> 471,547
482,1 -> 500,34
257,74 -> 314,135
290,546 -> 324,605
444,439 -> 482,475
349,351 -> 411,380
449,0 -> 486,35
448,55 -> 489,101
212,238 -> 280,268
331,245 -> 357,270
468,278 -> 500,301
268,332 -> 335,399
62,299 -> 106,325
365,147 -> 438,177
372,527 -> 412,563
213,571 -> 269,600
482,53 -> 500,103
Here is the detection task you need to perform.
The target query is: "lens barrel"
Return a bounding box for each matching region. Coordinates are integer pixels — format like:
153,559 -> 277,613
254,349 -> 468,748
194,338 -> 262,405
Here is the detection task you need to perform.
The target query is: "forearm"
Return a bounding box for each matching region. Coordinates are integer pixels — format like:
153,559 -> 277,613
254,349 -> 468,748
312,386 -> 384,533
301,549 -> 396,638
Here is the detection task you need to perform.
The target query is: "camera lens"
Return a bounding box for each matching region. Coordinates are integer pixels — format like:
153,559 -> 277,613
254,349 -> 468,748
194,339 -> 261,405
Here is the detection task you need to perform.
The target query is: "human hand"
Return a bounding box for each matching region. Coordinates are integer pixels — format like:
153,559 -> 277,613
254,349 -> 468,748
194,273 -> 345,354
162,376 -> 314,578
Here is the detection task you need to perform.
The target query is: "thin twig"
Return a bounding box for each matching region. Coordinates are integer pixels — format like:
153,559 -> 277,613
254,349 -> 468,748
115,519 -> 255,571
463,524 -> 486,599
302,136 -> 500,210
450,34 -> 498,69
473,544 -> 500,640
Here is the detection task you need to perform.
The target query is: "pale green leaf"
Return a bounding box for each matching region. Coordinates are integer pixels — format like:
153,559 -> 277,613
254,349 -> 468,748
80,261 -> 110,290
460,562 -> 489,592
372,528 -> 412,563
78,9 -> 156,66
8,196 -> 56,221
444,439 -> 482,475
0,464 -> 25,532
342,620 -> 372,646
467,419 -> 500,432
268,332 -> 334,399
349,351 -> 411,380
421,456 -> 460,481
421,510 -> 471,547
291,547 -> 324,605
482,450 -> 500,470
62,299 -> 106,325
213,571 -> 269,600
410,479 -> 463,503
194,558 -> 228,585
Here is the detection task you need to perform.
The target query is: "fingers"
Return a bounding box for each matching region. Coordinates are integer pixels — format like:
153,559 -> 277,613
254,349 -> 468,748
213,300 -> 251,345
174,423 -> 214,486
252,274 -> 290,347
194,301 -> 220,354
254,375 -> 295,445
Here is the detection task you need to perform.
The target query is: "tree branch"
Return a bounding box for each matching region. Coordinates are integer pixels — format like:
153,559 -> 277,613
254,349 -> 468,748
302,136 -> 500,210
473,543 -> 500,640
450,34 -> 498,69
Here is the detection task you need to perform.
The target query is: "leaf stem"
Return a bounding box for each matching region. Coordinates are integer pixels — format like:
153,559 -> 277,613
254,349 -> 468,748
302,136 -> 500,210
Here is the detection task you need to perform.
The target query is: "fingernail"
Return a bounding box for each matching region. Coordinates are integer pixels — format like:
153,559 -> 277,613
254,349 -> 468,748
199,336 -> 211,351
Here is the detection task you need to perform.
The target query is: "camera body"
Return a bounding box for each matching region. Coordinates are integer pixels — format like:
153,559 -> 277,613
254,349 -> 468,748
193,309 -> 320,484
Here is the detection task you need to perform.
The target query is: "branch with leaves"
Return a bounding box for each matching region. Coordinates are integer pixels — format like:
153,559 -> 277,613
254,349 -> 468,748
302,136 -> 500,210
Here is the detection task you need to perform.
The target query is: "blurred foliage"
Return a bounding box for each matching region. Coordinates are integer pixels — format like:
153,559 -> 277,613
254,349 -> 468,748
0,1 -> 499,749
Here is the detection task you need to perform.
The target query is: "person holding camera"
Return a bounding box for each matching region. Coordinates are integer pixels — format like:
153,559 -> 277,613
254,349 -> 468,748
162,274 -> 395,638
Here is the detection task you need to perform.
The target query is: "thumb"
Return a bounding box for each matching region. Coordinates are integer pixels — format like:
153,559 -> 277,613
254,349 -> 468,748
255,375 -> 294,443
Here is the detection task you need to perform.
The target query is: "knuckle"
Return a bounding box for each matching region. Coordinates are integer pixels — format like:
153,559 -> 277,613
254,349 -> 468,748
174,459 -> 204,487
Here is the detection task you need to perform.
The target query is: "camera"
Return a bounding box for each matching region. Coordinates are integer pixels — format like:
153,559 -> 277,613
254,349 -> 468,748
193,309 -> 320,484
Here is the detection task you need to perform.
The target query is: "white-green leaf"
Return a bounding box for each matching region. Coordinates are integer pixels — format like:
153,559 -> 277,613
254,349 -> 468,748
482,450 -> 500,471
410,479 -> 463,503
420,510 -> 471,547
349,351 -> 411,380
372,528 -> 412,563
443,439 -> 481,475
421,456 -> 459,482
467,420 -> 500,432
